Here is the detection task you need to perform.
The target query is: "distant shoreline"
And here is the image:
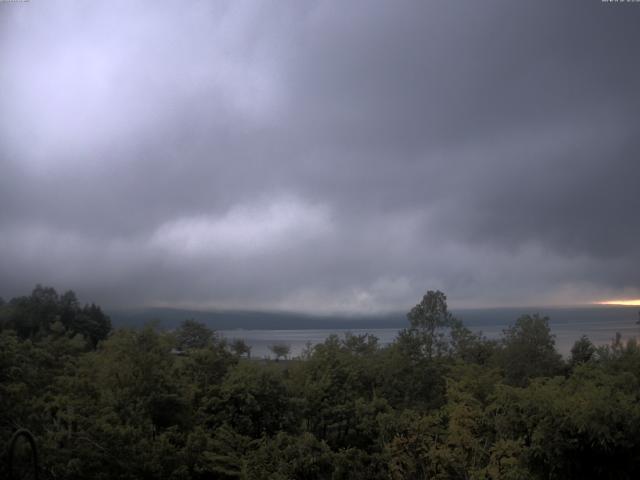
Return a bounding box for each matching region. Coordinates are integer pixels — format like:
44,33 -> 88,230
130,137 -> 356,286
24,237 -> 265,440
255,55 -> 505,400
108,305 -> 640,331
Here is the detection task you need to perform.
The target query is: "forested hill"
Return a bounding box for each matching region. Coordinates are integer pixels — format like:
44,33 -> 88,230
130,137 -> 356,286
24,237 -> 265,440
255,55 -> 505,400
108,307 -> 406,330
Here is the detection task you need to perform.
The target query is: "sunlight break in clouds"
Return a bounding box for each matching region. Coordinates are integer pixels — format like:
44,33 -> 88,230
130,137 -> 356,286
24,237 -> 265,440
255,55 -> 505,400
598,299 -> 640,306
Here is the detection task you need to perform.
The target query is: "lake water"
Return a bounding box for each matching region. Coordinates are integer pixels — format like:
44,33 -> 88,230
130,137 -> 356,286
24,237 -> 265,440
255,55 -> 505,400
220,308 -> 640,359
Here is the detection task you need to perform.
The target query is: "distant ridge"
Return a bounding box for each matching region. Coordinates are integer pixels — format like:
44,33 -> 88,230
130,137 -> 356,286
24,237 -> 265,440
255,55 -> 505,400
106,305 -> 640,331
107,307 -> 407,330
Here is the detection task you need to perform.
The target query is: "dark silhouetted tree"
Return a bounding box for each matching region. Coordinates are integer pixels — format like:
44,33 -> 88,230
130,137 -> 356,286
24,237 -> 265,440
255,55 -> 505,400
398,290 -> 459,359
230,338 -> 252,358
175,319 -> 214,351
570,335 -> 596,367
500,314 -> 563,386
269,343 -> 290,361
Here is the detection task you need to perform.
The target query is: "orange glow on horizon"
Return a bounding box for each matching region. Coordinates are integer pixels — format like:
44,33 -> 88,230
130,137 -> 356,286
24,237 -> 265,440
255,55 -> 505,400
597,299 -> 640,306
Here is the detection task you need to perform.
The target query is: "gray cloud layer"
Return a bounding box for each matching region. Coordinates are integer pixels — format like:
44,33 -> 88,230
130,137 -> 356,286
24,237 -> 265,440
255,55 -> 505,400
1,0 -> 639,312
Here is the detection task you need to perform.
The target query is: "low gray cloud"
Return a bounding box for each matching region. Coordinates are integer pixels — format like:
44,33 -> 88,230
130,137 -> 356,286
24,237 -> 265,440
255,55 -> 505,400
1,0 -> 639,312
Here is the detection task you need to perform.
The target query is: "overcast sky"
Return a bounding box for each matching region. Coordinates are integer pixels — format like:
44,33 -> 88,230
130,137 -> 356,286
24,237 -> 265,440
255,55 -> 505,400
1,0 -> 639,313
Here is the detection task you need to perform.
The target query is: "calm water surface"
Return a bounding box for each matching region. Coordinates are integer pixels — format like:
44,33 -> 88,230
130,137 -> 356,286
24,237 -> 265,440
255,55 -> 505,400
220,312 -> 640,359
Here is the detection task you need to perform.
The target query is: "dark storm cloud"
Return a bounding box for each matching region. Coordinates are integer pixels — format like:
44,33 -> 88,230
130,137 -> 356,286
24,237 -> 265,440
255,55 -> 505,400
1,0 -> 639,312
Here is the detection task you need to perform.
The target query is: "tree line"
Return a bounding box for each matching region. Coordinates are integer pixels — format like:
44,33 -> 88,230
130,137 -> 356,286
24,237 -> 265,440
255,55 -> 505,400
1,287 -> 640,479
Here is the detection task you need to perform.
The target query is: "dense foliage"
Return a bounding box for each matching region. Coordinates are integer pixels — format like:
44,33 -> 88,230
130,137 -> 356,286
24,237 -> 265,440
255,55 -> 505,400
2,287 -> 640,479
